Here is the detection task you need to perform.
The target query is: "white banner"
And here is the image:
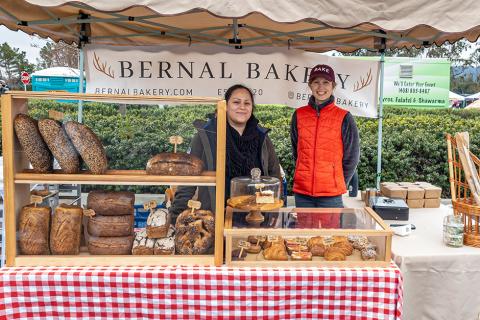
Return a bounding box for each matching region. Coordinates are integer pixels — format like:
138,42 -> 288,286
85,45 -> 379,118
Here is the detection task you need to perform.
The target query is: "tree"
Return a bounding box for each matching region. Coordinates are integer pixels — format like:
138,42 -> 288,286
0,42 -> 35,89
37,41 -> 79,69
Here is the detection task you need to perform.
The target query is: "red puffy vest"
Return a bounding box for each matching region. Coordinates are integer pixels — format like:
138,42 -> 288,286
293,102 -> 348,197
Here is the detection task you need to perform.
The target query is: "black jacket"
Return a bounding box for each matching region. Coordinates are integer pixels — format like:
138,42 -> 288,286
170,117 -> 281,219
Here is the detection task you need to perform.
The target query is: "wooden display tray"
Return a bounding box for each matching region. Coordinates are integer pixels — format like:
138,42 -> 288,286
16,169 -> 216,186
224,206 -> 393,267
1,91 -> 227,267
227,195 -> 284,211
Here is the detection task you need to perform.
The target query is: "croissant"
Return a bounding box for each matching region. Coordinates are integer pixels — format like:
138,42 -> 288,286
333,236 -> 349,244
333,241 -> 354,256
324,247 -> 346,261
307,236 -> 324,249
263,243 -> 288,260
310,245 -> 326,257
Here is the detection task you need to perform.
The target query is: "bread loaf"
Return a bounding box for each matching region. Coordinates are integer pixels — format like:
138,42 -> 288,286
18,204 -> 51,255
146,208 -> 170,238
132,229 -> 155,255
88,214 -> 134,237
64,121 -> 108,174
14,113 -> 53,173
175,209 -> 214,255
154,226 -> 175,255
88,235 -> 134,255
87,190 -> 134,216
50,204 -> 83,255
38,118 -> 80,173
146,152 -> 204,176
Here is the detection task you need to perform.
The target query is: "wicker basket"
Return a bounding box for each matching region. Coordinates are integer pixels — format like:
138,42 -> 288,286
446,134 -> 480,247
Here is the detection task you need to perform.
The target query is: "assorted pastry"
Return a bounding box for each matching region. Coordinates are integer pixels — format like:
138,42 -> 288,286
231,235 -> 378,262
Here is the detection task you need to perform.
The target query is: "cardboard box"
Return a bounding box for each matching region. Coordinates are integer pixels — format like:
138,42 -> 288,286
407,187 -> 425,200
398,182 -> 415,187
407,198 -> 425,208
381,185 -> 408,199
424,198 -> 441,208
381,182 -> 399,187
423,186 -> 442,199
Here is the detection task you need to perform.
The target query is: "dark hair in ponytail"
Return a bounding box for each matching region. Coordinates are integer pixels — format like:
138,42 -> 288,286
224,84 -> 255,111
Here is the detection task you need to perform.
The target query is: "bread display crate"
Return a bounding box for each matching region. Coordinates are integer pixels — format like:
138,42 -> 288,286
224,206 -> 393,267
1,91 -> 226,267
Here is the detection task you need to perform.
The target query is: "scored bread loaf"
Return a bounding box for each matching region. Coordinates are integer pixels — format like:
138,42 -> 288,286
50,204 -> 83,255
132,229 -> 156,255
18,204 -> 51,255
154,226 -> 175,255
146,208 -> 170,238
88,235 -> 134,255
175,209 -> 214,255
38,118 -> 80,173
87,214 -> 134,237
64,121 -> 108,174
146,152 -> 204,176
14,113 -> 53,173
87,190 -> 134,216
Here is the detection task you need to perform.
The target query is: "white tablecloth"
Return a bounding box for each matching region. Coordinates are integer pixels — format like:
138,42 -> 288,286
344,196 -> 480,320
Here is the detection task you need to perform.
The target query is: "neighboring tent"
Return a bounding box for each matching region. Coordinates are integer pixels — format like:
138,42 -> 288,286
465,99 -> 480,109
32,67 -> 83,77
465,92 -> 480,100
0,1 -> 479,52
449,91 -> 465,101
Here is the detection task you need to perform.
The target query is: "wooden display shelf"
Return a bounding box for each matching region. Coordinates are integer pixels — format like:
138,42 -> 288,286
13,255 -> 215,267
15,169 -> 216,186
2,91 -> 227,267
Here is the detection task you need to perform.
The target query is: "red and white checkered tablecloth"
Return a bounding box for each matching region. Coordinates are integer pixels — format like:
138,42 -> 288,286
0,265 -> 403,320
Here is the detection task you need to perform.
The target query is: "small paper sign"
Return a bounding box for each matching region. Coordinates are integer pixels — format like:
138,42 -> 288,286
187,200 -> 201,210
267,235 -> 280,242
30,195 -> 43,204
169,135 -> 184,153
83,209 -> 96,217
238,240 -> 251,249
169,136 -> 184,145
48,109 -> 64,121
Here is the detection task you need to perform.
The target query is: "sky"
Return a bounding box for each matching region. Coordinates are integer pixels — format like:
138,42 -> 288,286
1,25 -> 49,63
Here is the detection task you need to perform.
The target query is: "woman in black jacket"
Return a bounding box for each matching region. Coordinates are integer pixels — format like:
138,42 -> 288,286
170,84 -> 281,220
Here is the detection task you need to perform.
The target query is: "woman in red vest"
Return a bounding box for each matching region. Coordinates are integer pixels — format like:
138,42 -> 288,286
290,64 -> 360,226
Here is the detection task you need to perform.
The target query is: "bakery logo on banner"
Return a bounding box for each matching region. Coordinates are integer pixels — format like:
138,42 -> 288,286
86,45 -> 379,118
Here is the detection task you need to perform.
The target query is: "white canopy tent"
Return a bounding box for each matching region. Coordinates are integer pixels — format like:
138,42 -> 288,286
449,91 -> 466,101
466,92 -> 480,100
1,0 -> 479,189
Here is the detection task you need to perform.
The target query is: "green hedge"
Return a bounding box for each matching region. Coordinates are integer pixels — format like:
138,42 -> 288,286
2,99 -> 480,196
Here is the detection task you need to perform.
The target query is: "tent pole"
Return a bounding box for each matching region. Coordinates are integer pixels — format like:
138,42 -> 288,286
376,51 -> 385,190
78,44 -> 85,123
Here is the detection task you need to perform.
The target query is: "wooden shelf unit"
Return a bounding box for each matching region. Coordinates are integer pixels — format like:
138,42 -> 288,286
1,91 -> 227,267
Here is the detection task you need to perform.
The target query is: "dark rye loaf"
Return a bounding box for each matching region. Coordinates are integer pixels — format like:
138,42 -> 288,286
38,118 -> 80,174
64,121 -> 108,174
14,113 -> 53,173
